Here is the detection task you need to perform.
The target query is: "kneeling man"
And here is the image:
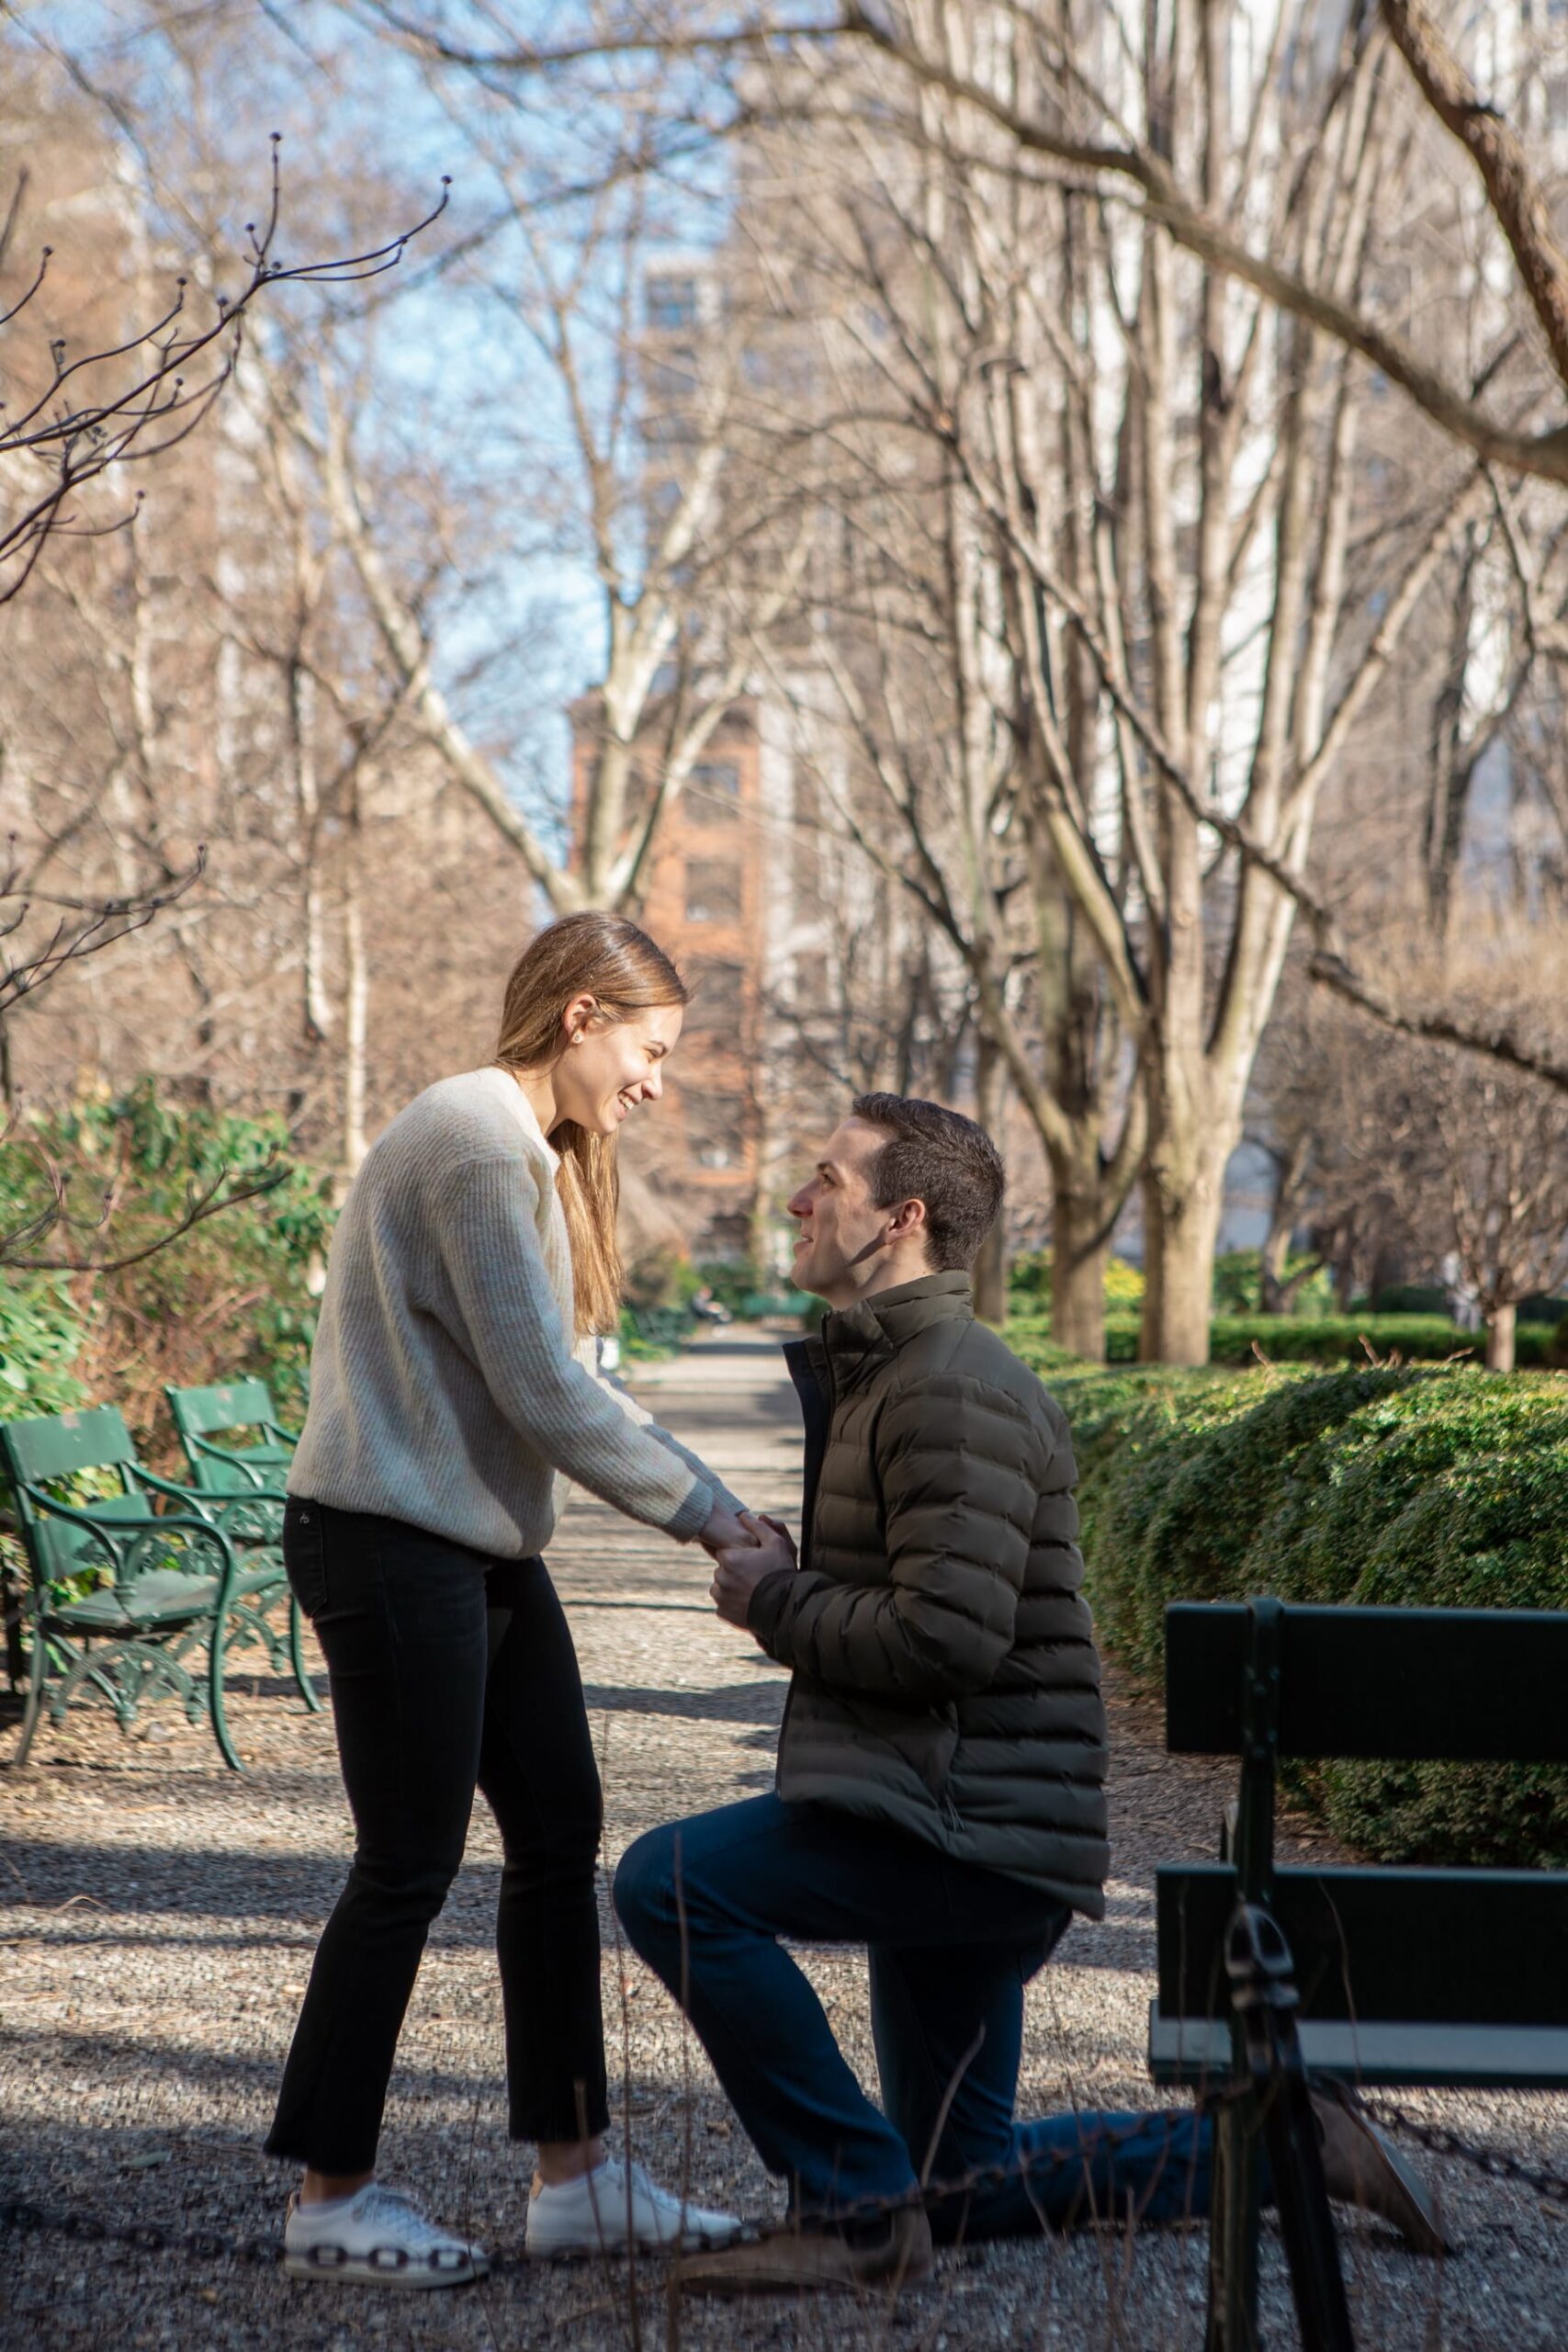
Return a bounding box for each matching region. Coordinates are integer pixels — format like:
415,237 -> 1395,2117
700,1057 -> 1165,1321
615,1095 -> 1441,2294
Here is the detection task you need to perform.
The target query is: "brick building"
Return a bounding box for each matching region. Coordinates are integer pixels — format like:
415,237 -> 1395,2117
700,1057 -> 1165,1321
569,694 -> 771,1260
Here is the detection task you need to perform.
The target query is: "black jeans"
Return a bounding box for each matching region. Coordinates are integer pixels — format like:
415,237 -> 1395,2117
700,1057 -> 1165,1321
265,1500 -> 608,2176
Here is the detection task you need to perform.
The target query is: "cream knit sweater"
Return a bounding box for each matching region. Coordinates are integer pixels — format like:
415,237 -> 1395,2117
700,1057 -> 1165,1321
288,1067 -> 738,1557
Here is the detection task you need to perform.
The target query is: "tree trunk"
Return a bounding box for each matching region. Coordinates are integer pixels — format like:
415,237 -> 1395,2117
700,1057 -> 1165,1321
1258,1134 -> 1311,1314
1258,1223 -> 1291,1317
973,1216 -> 1009,1328
1052,1215 -> 1108,1361
973,1030 -> 1010,1327
1138,1145 -> 1223,1366
1048,1163 -> 1110,1363
1483,1300 -> 1517,1373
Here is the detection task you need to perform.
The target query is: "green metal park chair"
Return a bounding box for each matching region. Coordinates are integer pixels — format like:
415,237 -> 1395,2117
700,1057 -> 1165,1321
164,1385 -> 319,1726
1,1405 -> 316,1772
165,1377 -> 299,1500
164,1382 -> 320,1722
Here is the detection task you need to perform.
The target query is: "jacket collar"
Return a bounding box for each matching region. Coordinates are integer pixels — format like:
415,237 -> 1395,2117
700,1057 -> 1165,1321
811,1270 -> 974,1397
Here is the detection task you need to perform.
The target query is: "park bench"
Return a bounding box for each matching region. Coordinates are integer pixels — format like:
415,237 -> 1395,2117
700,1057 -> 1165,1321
1,1405 -> 317,1773
1149,1598 -> 1568,2349
165,1377 -> 299,1501
626,1305 -> 695,1351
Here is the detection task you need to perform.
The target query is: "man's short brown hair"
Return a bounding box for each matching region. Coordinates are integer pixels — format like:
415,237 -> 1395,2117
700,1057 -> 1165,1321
850,1093 -> 1004,1273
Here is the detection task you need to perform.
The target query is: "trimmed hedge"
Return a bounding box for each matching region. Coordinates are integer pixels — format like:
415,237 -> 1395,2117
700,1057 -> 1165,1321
1006,1312 -> 1561,1369
1021,1356 -> 1568,1869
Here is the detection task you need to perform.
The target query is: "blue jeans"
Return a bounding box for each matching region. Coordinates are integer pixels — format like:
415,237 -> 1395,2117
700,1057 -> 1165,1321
614,1795 -> 1210,2239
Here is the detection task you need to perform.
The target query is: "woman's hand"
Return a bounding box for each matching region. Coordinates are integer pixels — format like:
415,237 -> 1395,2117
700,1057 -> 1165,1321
699,1503 -> 760,1556
710,1511 -> 797,1627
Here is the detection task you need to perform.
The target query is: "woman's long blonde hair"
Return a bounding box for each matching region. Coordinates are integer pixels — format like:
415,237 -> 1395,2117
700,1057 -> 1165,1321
495,911 -> 687,1337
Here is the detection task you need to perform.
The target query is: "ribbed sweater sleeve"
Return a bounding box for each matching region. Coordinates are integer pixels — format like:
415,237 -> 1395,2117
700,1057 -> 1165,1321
594,1361 -> 746,1519
431,1154 -> 713,1541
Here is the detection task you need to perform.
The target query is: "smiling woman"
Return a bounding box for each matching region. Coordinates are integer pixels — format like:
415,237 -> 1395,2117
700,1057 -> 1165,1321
493,914 -> 689,1336
265,910 -> 755,2289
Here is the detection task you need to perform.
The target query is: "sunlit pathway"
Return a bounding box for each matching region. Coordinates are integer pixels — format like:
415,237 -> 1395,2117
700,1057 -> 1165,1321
4,1329 -> 1564,2349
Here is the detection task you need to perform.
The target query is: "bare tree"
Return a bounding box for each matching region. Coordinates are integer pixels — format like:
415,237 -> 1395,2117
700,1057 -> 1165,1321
404,1 -> 1568,1114
1277,937 -> 1568,1370
0,134 -> 445,604
728,5 -> 1496,1358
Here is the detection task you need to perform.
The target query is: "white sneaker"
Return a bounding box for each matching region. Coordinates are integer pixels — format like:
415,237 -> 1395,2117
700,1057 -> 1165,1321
283,2182 -> 490,2288
525,2156 -> 742,2259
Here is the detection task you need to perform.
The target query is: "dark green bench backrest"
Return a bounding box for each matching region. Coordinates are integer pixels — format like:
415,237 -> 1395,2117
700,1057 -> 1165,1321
1166,1602 -> 1568,1762
1159,1602 -> 1568,2041
1157,1862 -> 1568,2028
1,1406 -> 139,1491
0,1407 -> 151,1583
166,1380 -> 292,1496
166,1380 -> 278,1442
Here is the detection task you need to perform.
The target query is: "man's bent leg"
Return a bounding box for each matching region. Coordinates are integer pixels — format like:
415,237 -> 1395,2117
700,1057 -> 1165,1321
871,1936 -> 1212,2241
615,1799 -> 925,2220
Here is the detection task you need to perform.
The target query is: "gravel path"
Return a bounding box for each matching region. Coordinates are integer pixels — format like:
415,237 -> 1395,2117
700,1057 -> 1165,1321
4,1330 -> 1566,2350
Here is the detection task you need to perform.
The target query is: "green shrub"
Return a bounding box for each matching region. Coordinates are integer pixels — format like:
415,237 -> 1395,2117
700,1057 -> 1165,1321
1213,1250 -> 1333,1316
1211,1314 -> 1468,1363
1003,1317 -> 1087,1379
694,1260 -> 761,1315
1103,1257 -> 1145,1308
1008,1250 -> 1053,1311
0,1083 -> 332,1445
1004,1308 -> 1531,1373
1308,1436 -> 1568,1864
1050,1356 -> 1568,1867
1082,1366 -> 1412,1676
1248,1374 -> 1568,1605
1368,1284 -> 1450,1317
1006,1254 -> 1144,1314
0,1277 -> 87,1419
624,1245 -> 701,1313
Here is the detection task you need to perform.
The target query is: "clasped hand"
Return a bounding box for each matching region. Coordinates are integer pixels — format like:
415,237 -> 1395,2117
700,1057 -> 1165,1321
699,1507 -> 797,1628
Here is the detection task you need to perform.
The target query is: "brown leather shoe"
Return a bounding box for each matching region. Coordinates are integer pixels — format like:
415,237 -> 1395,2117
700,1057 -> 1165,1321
674,2203 -> 933,2298
1312,2085 -> 1450,2256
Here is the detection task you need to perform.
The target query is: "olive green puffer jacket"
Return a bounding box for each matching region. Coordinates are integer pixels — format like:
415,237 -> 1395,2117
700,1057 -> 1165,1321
749,1271 -> 1109,1917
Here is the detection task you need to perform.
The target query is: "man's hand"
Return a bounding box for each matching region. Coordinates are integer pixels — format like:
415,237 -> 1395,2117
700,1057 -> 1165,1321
711,1511 -> 797,1628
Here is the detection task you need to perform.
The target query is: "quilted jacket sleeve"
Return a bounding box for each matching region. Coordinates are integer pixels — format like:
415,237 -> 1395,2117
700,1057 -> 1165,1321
750,1374 -> 1043,1702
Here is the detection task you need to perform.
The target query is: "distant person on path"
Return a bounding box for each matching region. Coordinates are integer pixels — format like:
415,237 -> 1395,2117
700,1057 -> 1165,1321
615,1094 -> 1446,2297
269,913 -> 750,2289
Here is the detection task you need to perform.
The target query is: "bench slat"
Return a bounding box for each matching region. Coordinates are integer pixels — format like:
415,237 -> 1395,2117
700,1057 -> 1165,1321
1148,2007 -> 1568,2090
1166,1604 -> 1568,1762
1157,1862 -> 1568,2027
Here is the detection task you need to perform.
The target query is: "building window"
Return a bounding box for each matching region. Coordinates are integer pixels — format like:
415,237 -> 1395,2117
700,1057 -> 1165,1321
689,759 -> 740,820
647,273 -> 698,332
685,858 -> 740,922
685,1091 -> 748,1169
682,960 -> 746,1039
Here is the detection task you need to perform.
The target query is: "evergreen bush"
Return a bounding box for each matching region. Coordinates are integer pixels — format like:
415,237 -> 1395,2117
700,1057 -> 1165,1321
1020,1351 -> 1568,1869
0,1083 -> 332,1447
